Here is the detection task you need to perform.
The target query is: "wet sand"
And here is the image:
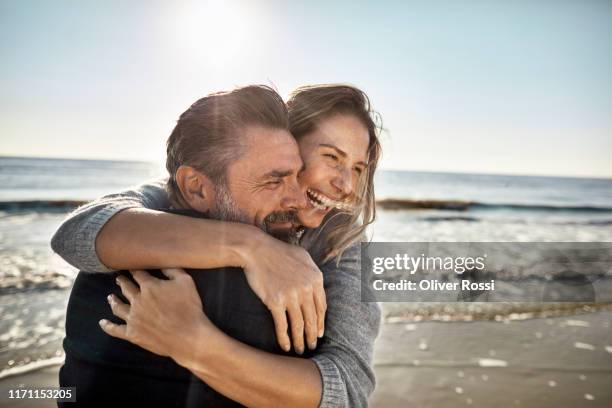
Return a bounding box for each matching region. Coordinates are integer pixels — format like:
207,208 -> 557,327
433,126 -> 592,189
1,309 -> 611,407
370,308 -> 612,407
0,365 -> 58,407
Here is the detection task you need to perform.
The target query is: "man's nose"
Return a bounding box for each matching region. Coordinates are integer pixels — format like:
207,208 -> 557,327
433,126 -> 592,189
331,167 -> 354,198
282,180 -> 308,211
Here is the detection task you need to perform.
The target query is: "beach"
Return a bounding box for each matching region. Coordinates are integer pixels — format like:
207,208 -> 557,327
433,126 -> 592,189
1,157 -> 612,406
370,307 -> 612,407
1,306 -> 611,407
2,0 -> 612,404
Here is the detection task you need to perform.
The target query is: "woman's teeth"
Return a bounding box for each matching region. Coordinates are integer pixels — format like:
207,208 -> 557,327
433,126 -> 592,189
307,189 -> 328,210
306,189 -> 352,211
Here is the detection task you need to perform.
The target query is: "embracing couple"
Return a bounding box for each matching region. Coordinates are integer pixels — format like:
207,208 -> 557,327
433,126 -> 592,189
51,84 -> 383,407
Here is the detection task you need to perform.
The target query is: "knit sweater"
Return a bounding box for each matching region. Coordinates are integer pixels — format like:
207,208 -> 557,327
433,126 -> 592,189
50,179 -> 381,407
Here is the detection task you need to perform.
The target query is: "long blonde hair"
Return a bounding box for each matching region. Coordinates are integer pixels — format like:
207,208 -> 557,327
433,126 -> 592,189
287,84 -> 383,264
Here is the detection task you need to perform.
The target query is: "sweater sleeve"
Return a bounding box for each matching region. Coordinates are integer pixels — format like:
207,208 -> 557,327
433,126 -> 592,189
310,242 -> 381,408
50,178 -> 170,273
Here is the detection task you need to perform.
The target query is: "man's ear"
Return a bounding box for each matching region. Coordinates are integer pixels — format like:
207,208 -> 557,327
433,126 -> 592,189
174,165 -> 215,212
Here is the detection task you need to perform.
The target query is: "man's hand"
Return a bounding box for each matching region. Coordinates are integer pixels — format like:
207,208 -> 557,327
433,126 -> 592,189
241,232 -> 327,354
99,268 -> 211,360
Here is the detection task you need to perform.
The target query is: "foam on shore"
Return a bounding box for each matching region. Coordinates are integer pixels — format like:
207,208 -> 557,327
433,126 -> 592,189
0,356 -> 64,380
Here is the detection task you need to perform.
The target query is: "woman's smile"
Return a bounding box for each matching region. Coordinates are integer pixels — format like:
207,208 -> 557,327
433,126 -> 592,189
306,188 -> 353,212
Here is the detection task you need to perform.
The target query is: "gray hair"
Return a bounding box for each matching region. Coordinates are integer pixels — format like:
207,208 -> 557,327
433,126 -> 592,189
166,85 -> 289,207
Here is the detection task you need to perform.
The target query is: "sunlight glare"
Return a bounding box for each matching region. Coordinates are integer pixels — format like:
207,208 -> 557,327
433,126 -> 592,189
174,0 -> 249,68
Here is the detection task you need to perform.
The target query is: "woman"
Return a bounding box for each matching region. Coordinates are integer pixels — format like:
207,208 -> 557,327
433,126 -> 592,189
52,84 -> 383,407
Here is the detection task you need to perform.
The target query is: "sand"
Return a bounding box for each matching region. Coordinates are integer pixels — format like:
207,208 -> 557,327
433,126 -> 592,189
0,366 -> 58,407
369,309 -> 612,407
1,309 -> 611,407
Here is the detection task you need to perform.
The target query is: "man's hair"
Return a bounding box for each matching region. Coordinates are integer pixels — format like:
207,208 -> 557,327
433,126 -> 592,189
165,85 -> 289,206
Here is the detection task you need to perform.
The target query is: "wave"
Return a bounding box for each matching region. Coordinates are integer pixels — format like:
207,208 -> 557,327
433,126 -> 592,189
0,356 -> 65,380
2,198 -> 612,215
421,216 -> 481,222
0,200 -> 86,212
0,279 -> 72,295
383,302 -> 612,323
0,270 -> 74,294
418,216 -> 612,225
376,198 -> 612,213
585,220 -> 612,226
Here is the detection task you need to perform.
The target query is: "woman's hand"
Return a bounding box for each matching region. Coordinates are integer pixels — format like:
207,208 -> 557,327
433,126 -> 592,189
241,231 -> 327,355
99,268 -> 210,361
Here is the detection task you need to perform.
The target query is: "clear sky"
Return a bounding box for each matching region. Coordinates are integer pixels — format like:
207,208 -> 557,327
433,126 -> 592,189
1,0 -> 610,177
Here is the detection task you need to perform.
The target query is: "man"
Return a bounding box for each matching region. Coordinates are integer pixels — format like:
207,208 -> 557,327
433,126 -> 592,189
59,85 -> 320,406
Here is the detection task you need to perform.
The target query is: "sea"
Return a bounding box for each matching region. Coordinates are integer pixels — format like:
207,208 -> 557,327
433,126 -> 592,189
1,156 -> 611,376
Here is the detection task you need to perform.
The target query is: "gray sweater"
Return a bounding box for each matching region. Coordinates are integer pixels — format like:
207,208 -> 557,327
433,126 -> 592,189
50,179 -> 381,408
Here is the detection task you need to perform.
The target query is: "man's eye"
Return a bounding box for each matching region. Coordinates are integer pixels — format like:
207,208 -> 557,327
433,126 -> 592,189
266,180 -> 282,187
324,153 -> 339,161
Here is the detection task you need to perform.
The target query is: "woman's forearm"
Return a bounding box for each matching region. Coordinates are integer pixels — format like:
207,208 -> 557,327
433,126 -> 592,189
97,210 -> 329,354
96,208 -> 259,270
179,324 -> 322,408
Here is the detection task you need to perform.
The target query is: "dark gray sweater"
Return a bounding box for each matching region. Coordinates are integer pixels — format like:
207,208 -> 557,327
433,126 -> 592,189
51,179 -> 381,407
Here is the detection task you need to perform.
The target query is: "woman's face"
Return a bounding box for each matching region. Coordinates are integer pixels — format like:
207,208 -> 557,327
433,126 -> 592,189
296,113 -> 370,228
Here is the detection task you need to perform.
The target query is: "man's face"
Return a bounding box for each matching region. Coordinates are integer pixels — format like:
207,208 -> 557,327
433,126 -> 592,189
211,126 -> 307,242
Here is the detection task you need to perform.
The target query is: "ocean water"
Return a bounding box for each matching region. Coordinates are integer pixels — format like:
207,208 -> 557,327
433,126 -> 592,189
372,170 -> 612,242
1,156 -> 611,374
0,156 -> 162,202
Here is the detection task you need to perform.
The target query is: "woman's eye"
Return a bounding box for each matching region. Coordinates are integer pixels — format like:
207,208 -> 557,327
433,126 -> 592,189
354,167 -> 363,175
324,153 -> 339,161
266,180 -> 282,188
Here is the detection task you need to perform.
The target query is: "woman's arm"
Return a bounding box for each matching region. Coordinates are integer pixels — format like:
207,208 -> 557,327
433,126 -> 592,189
309,242 -> 381,407
102,242 -> 380,407
192,242 -> 380,407
99,208 -> 328,353
95,207 -> 260,271
50,178 -> 261,272
186,242 -> 380,408
188,328 -> 323,408
51,179 -> 326,353
51,179 -> 170,272
102,269 -> 322,408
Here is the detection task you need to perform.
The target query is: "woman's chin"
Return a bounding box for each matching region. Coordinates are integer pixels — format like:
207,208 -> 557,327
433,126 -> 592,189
298,208 -> 327,228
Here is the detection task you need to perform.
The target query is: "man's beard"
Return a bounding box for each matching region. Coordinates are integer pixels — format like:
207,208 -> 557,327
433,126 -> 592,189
263,211 -> 302,245
209,183 -> 301,244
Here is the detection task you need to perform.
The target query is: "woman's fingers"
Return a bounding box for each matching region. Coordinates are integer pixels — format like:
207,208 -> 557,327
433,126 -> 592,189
107,294 -> 130,321
313,283 -> 327,338
160,268 -> 186,280
270,306 -> 291,352
287,302 -> 305,355
130,269 -> 155,286
301,299 -> 318,350
115,275 -> 139,303
98,319 -> 128,341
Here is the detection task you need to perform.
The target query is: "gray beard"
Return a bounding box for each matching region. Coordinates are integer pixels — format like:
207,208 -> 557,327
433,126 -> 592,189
209,182 -> 299,244
208,182 -> 251,225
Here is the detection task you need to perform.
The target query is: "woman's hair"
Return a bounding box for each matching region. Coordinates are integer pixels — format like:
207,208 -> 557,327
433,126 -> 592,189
287,84 -> 383,264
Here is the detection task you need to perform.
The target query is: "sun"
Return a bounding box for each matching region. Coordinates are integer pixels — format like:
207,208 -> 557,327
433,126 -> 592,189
173,0 -> 250,68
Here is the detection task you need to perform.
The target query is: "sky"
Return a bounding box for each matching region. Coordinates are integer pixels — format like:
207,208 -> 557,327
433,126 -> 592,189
0,0 -> 611,177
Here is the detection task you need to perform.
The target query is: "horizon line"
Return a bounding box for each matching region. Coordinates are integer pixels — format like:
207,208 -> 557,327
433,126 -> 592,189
1,153 -> 611,181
